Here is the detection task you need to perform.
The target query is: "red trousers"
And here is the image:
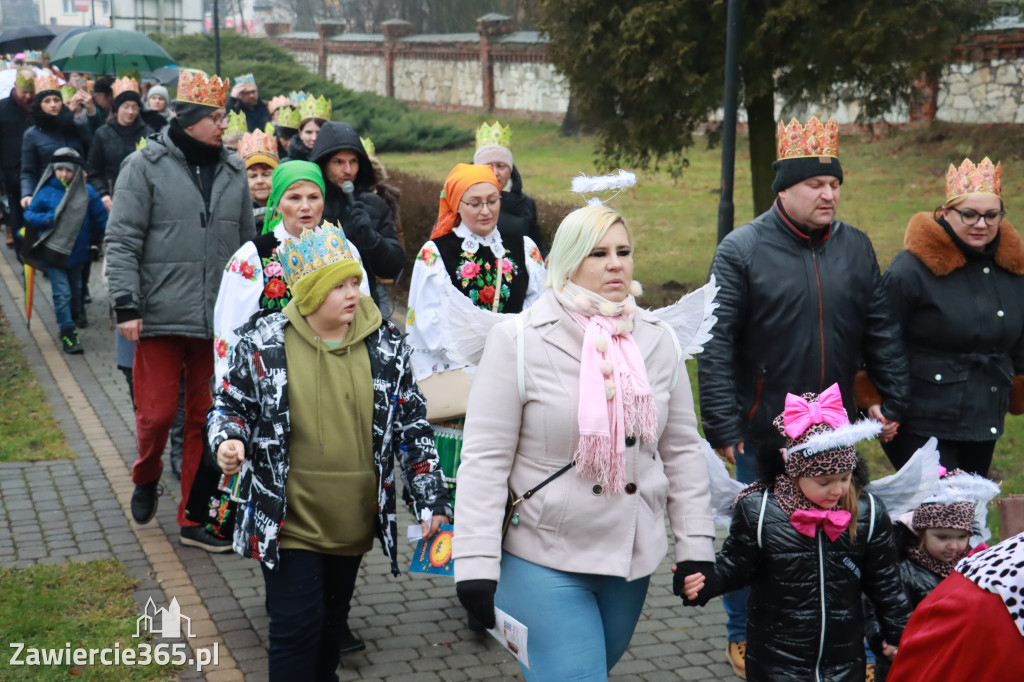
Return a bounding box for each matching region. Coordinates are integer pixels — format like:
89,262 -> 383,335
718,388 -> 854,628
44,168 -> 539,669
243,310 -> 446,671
132,336 -> 213,527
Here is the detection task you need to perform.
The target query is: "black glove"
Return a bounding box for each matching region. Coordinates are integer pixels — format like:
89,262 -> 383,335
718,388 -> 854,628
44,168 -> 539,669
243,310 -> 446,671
346,201 -> 372,235
456,579 -> 497,629
673,560 -> 716,607
89,244 -> 101,262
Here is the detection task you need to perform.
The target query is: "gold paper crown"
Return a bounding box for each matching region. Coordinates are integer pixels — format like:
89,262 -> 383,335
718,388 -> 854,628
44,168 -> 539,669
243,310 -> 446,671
946,157 -> 1002,202
112,76 -> 140,99
267,95 -> 290,114
60,85 -> 76,103
776,117 -> 839,161
239,128 -> 279,168
277,225 -> 357,288
225,110 -> 248,138
360,136 -> 375,156
234,73 -> 256,88
276,106 -> 300,129
136,137 -> 148,151
475,121 -> 511,150
34,73 -> 60,93
15,71 -> 34,93
298,95 -> 331,123
176,69 -> 229,108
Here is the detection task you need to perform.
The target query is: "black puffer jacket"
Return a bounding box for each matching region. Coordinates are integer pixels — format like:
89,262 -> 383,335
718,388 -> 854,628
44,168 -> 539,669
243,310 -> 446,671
310,122 -> 405,287
86,118 -> 153,197
698,201 -> 909,449
283,134 -> 311,162
881,213 -> 1024,441
0,95 -> 32,192
708,489 -> 910,682
496,165 -> 546,257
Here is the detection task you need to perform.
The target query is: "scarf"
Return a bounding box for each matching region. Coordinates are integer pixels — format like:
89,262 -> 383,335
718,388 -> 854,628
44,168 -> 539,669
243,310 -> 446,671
555,280 -> 656,492
262,160 -> 327,235
737,474 -> 851,542
429,163 -> 501,240
907,545 -> 962,578
453,223 -> 505,257
24,167 -> 89,269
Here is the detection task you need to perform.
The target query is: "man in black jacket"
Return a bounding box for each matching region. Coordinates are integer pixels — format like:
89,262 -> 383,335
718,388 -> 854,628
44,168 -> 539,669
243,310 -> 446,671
226,73 -> 271,133
695,116 -> 909,678
0,69 -> 35,246
310,121 -> 405,317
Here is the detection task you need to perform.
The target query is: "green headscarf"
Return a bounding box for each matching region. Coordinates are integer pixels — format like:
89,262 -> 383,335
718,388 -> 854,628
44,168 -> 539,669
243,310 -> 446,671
262,160 -> 327,235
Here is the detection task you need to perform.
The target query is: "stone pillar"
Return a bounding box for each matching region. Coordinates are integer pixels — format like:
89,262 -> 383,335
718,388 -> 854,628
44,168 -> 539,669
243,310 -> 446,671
476,14 -> 513,112
316,21 -> 345,78
382,19 -> 414,100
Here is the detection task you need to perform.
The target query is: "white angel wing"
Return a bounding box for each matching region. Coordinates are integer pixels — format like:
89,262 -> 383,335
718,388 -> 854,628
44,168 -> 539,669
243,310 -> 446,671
926,471 -> 1002,544
651,275 -> 719,359
866,436 -> 942,522
702,439 -> 746,528
437,278 -> 508,367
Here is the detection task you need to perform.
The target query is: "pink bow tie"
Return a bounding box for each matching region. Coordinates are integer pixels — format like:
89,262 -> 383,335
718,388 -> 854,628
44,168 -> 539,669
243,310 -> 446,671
783,383 -> 849,439
790,508 -> 852,542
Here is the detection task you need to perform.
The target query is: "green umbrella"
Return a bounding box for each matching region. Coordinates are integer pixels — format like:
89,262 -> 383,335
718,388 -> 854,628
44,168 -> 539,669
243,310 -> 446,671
49,29 -> 173,74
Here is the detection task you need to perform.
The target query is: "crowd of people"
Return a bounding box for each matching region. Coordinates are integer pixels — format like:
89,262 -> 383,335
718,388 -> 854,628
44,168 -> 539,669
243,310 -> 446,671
2,57 -> 1022,682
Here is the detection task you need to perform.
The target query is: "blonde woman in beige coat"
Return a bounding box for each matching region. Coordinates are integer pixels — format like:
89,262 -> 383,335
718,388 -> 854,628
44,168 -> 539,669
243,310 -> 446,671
453,204 -> 716,681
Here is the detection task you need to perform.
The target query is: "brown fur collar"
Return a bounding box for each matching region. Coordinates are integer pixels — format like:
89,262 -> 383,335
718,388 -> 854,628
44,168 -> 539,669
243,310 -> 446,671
904,211 -> 1024,277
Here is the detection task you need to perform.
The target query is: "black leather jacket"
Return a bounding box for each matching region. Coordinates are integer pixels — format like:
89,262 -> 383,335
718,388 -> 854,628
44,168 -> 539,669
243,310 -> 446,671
698,201 -> 909,448
709,489 -> 910,682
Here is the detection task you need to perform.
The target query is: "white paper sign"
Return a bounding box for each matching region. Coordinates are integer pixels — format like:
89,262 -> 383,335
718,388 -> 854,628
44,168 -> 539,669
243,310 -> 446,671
487,607 -> 530,669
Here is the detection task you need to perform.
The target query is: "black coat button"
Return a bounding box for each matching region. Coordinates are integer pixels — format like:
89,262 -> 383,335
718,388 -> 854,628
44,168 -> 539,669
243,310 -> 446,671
592,484 -> 603,495
625,482 -> 637,494
625,435 -> 637,447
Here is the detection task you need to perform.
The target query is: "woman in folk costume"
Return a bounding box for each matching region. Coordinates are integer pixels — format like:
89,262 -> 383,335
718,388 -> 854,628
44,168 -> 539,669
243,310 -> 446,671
212,160 -> 368,386
452,197 -> 718,680
861,157 -> 1024,477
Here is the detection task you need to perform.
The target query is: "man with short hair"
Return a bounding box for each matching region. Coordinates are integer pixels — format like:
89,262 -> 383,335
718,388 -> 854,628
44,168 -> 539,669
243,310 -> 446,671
87,77 -> 113,132
226,73 -> 271,133
105,69 -> 256,552
0,68 -> 35,246
310,121 -> 404,317
695,116 -> 909,678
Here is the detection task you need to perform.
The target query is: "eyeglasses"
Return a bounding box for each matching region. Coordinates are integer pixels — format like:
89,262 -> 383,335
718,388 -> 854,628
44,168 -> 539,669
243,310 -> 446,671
950,207 -> 1005,227
208,114 -> 228,126
460,197 -> 500,211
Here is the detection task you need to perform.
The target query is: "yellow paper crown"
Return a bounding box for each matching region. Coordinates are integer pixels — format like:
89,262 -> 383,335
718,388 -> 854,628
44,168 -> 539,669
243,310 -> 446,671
225,110 -> 247,138
112,76 -> 140,99
298,95 -> 331,123
60,85 -> 76,103
946,157 -> 1002,202
135,137 -> 148,151
239,128 -> 279,168
276,106 -> 300,129
475,121 -> 511,150
34,73 -> 60,93
278,225 -> 358,288
360,136 -> 375,156
776,117 -> 839,161
176,69 -> 229,108
15,71 -> 34,93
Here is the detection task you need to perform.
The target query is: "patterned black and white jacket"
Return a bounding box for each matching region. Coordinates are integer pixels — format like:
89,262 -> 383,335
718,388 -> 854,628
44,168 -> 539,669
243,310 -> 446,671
208,311 -> 452,574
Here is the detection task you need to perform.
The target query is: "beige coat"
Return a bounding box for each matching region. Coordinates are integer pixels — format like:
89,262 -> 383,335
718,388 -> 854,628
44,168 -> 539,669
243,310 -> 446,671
453,291 -> 716,583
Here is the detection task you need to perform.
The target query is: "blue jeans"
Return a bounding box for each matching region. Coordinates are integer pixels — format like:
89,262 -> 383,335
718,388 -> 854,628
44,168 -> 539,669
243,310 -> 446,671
48,265 -> 83,331
495,552 -> 650,681
723,440 -> 759,643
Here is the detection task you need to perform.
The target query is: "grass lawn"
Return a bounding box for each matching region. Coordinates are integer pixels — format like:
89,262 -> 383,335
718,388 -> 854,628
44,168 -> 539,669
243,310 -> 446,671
383,113 -> 1024,539
0,309 -> 75,462
0,559 -> 178,680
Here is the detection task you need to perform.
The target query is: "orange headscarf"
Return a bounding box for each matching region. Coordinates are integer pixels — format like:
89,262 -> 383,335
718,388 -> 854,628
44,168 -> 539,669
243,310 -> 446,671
430,163 -> 501,240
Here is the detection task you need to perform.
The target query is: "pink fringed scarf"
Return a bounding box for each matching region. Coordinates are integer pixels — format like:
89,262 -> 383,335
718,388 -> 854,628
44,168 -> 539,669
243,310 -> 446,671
558,281 -> 657,493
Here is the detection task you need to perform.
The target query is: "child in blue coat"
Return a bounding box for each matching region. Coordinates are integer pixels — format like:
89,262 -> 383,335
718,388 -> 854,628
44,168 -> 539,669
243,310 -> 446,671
23,147 -> 107,353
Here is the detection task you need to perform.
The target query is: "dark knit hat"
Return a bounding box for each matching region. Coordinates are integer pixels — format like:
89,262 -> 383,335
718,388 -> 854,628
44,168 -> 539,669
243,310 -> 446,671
93,77 -> 113,95
772,156 -> 844,193
114,90 -> 142,112
173,100 -> 218,128
773,116 -> 843,193
51,147 -> 82,171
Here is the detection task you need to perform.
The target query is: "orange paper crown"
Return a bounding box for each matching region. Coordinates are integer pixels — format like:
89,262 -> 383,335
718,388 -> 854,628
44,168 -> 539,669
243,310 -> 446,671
34,72 -> 60,93
112,76 -> 140,99
946,157 -> 1002,202
776,117 -> 839,161
175,69 -> 229,108
239,128 -> 279,169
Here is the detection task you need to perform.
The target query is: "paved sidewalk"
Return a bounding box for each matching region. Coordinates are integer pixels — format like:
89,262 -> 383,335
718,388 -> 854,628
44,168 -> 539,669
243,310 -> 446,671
0,244 -> 742,681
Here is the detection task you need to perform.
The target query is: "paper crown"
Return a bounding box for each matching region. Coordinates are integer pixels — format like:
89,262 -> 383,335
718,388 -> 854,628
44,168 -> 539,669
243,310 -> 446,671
225,110 -> 248,138
267,95 -> 289,114
176,69 -> 229,108
476,121 -> 511,150
34,73 -> 60,93
360,136 -> 375,156
60,85 -> 76,103
239,128 -> 279,168
288,91 -> 311,105
776,117 -> 839,161
24,50 -> 42,63
946,157 -> 1002,202
112,76 -> 140,99
135,137 -> 148,151
234,73 -> 256,88
276,106 -> 300,129
15,71 -> 34,93
298,95 -> 331,123
277,225 -> 357,288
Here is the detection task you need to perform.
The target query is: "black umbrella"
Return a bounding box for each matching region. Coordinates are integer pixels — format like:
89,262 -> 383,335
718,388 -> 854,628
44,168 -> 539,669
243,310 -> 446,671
45,26 -> 101,56
0,25 -> 57,53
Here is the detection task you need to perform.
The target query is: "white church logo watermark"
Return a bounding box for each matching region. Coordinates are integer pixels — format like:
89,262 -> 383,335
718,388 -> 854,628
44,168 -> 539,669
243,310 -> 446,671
134,597 -> 195,639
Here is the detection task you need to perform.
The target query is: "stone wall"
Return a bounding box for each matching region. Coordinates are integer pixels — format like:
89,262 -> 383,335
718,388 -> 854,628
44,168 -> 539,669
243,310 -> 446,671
325,53 -> 388,97
493,60 -> 569,114
937,60 -> 1024,123
392,56 -> 481,108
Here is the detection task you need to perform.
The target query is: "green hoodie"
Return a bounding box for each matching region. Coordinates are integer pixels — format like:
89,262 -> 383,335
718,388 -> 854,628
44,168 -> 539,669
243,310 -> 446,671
279,296 -> 383,555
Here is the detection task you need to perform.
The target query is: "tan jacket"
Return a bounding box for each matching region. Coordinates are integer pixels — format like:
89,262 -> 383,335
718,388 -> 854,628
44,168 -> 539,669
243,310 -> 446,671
453,291 -> 716,583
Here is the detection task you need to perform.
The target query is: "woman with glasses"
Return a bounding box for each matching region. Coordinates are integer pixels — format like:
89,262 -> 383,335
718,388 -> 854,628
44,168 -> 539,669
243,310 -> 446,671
874,157 -> 1024,476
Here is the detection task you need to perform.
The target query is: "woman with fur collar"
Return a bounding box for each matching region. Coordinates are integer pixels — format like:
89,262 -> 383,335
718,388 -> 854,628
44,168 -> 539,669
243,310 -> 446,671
866,157 -> 1024,476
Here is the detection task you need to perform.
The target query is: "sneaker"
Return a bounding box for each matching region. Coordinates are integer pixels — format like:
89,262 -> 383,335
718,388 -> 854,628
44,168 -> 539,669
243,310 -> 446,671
726,641 -> 746,679
180,525 -> 233,553
60,328 -> 83,355
74,314 -> 88,329
338,628 -> 366,655
130,480 -> 161,524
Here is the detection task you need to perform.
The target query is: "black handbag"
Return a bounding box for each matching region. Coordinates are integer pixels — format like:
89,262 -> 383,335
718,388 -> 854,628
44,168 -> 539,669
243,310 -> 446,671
502,460 -> 576,537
